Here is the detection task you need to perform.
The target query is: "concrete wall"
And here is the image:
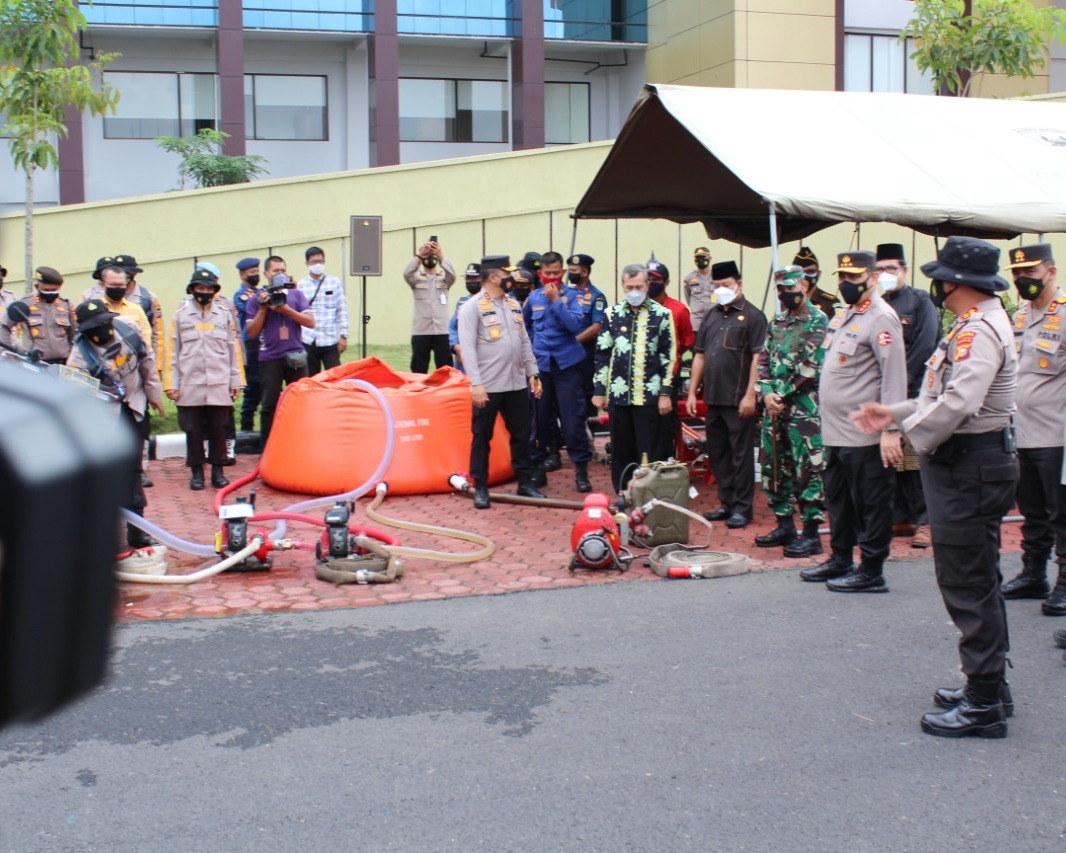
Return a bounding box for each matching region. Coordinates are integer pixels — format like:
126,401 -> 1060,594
645,0 -> 836,91
4,141 -> 1062,348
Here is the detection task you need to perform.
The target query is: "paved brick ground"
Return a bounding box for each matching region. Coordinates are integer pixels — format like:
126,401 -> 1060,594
122,444 -> 1023,622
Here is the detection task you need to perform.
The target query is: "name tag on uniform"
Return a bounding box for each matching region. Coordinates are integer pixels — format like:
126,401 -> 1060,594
195,323 -> 215,331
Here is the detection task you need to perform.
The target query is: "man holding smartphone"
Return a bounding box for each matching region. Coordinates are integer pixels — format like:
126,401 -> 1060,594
404,235 -> 457,373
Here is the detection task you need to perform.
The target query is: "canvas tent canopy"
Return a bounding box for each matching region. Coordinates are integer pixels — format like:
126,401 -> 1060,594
573,84 -> 1066,249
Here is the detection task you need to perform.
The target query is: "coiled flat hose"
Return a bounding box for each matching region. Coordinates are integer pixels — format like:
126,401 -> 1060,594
116,537 -> 264,585
365,485 -> 495,563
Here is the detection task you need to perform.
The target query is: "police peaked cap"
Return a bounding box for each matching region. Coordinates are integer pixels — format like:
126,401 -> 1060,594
568,254 -> 594,269
35,266 -> 64,286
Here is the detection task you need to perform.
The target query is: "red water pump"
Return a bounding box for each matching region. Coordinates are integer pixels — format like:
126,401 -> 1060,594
569,493 -> 632,572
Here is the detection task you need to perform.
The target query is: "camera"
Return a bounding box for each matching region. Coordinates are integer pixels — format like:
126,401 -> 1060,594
263,273 -> 292,308
430,235 -> 438,244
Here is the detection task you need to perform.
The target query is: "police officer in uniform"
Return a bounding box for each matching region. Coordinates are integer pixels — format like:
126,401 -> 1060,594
457,255 -> 545,509
876,243 -> 939,547
852,236 -> 1018,739
998,243 -> 1066,614
404,238 -> 457,373
0,266 -> 75,363
682,246 -> 714,333
793,246 -> 838,319
686,260 -> 768,529
567,253 -> 607,420
233,257 -> 262,432
524,257 -> 593,492
804,251 -> 906,592
754,267 -> 829,556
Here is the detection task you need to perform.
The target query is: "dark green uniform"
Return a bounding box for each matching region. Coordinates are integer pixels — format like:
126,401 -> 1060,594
756,302 -> 828,524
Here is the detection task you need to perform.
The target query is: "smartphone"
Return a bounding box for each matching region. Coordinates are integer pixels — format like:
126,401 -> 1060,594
429,235 -> 438,244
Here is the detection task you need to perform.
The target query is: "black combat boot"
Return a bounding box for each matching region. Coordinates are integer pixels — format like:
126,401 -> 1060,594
934,676 -> 1014,718
1042,566 -> 1066,616
575,462 -> 592,493
516,479 -> 547,499
1001,555 -> 1050,599
783,519 -> 823,558
189,465 -> 205,491
211,465 -> 229,488
826,558 -> 888,593
473,483 -> 491,509
541,450 -> 562,472
754,515 -> 797,548
800,550 -> 854,582
533,469 -> 548,489
126,523 -> 158,549
921,678 -> 1008,739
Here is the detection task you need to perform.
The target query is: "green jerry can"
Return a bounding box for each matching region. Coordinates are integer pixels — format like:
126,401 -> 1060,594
627,460 -> 691,546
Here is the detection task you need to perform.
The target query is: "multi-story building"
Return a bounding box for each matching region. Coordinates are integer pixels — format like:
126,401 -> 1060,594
3,0 -> 1065,212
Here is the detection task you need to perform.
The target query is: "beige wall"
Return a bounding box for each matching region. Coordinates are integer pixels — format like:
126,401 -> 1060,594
4,137 -> 1059,349
646,0 -> 836,91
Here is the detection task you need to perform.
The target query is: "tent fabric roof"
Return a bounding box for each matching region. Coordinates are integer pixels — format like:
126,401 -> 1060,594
574,84 -> 1066,248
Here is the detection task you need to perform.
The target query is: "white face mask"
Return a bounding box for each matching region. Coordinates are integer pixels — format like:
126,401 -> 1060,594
878,272 -> 900,292
625,290 -> 647,307
309,263 -> 326,277
713,286 -> 737,306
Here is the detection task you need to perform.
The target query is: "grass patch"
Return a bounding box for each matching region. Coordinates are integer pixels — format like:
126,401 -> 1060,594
151,342 -> 414,435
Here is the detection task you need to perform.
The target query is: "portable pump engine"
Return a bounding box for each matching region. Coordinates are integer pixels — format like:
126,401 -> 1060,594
217,491 -> 273,571
317,501 -> 361,562
569,493 -> 633,572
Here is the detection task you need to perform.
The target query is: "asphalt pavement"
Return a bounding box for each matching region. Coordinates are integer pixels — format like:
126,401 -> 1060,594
2,557 -> 1064,851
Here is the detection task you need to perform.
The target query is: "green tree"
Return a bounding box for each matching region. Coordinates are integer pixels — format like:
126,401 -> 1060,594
902,0 -> 1066,97
0,0 -> 119,292
154,128 -> 269,190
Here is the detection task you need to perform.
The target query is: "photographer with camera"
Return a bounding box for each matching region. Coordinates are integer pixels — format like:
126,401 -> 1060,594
404,236 -> 456,373
244,255 -> 315,446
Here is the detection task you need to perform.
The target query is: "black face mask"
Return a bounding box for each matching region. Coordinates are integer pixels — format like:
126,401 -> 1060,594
1015,275 -> 1047,302
838,278 -> 870,305
104,286 -> 127,303
567,272 -> 583,285
465,280 -> 481,295
930,280 -> 950,310
245,274 -> 260,288
424,257 -> 438,269
500,276 -> 514,292
779,290 -> 805,311
37,289 -> 60,303
86,325 -> 114,346
513,286 -> 531,303
193,292 -> 214,306
695,258 -> 710,270
804,271 -> 821,287
648,280 -> 666,298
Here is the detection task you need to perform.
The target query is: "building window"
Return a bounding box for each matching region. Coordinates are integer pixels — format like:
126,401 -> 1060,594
544,0 -> 648,43
103,71 -> 217,139
545,82 -> 590,144
398,0 -> 514,37
844,34 -> 935,94
245,75 -> 328,141
399,79 -> 509,143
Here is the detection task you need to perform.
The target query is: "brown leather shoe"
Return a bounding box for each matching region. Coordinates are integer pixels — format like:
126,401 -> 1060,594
911,525 -> 931,548
892,523 -> 916,537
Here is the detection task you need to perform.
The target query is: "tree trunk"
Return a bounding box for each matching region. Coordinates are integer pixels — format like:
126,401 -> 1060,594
24,165 -> 35,295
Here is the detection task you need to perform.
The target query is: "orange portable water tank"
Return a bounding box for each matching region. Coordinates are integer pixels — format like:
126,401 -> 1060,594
259,358 -> 517,496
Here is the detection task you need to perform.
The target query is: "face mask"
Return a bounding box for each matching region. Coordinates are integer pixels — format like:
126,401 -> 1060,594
804,271 -> 821,287
104,286 -> 127,303
193,292 -> 214,306
625,290 -> 647,307
245,274 -> 260,288
424,257 -> 438,269
541,274 -> 563,286
648,280 -> 666,298
838,278 -> 870,305
713,286 -> 736,306
500,276 -> 514,292
1015,275 -> 1047,302
513,286 -> 531,303
779,290 -> 805,311
37,289 -> 60,303
567,272 -> 583,285
465,280 -> 481,295
878,273 -> 900,292
695,258 -> 710,270
86,326 -> 114,346
930,280 -> 949,310
308,263 -> 325,277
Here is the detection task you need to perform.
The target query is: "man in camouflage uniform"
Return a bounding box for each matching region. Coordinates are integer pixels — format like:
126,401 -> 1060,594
754,266 -> 829,555
793,246 -> 838,320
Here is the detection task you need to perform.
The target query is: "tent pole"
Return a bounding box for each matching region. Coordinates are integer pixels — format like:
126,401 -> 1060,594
761,202 -> 779,313
569,218 -> 579,259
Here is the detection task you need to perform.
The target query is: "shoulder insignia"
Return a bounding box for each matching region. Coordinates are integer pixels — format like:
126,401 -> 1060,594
959,306 -> 979,323
953,329 -> 977,362
239,293 -> 249,301
877,330 -> 894,347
